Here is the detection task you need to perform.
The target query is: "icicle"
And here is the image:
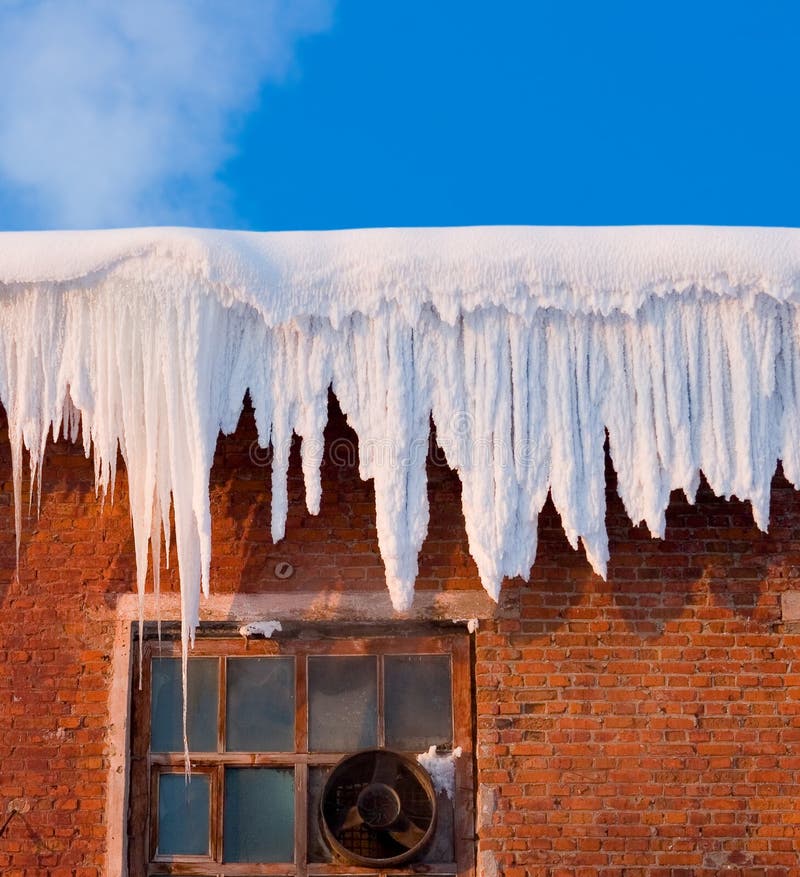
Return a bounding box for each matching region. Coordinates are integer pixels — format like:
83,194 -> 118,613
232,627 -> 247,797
151,491 -> 163,644
268,327 -> 295,543
0,226 -> 799,747
9,429 -> 22,568
332,307 -> 432,610
295,318 -> 332,516
778,307 -> 800,485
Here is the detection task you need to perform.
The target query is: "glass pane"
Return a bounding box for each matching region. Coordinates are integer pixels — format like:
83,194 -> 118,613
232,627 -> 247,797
157,772 -> 210,856
307,767 -> 333,862
308,656 -> 377,752
384,655 -> 452,750
225,657 -> 295,751
151,657 -> 218,752
420,790 -> 455,862
223,768 -> 294,862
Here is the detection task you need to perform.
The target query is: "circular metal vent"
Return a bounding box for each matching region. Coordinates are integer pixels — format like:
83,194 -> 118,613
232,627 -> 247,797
320,748 -> 437,866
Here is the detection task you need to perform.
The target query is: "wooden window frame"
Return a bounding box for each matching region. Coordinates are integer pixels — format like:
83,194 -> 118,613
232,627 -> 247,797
128,625 -> 475,877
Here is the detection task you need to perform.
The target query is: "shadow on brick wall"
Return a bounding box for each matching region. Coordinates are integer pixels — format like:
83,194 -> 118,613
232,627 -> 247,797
515,455 -> 794,639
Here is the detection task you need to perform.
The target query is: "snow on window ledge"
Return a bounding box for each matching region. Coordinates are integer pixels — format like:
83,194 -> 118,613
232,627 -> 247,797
417,745 -> 463,800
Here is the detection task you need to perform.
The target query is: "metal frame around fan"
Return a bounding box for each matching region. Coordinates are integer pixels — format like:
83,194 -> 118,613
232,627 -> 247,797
319,747 -> 438,867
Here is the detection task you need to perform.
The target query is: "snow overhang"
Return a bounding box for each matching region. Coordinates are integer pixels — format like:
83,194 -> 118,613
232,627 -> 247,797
1,225 -> 799,648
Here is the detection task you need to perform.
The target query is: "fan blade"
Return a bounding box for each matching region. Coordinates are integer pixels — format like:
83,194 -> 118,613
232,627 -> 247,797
337,805 -> 364,832
370,750 -> 399,786
388,812 -> 426,849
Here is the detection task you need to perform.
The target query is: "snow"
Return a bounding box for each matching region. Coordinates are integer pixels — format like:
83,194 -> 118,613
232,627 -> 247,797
1,225 -> 800,655
417,745 -> 463,800
239,620 -> 282,639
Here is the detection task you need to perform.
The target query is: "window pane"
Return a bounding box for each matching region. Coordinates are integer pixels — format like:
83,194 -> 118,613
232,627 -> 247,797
151,658 -> 218,752
384,655 -> 453,750
307,767 -> 333,862
308,656 -> 378,752
157,773 -> 210,856
223,768 -> 294,862
225,657 -> 295,751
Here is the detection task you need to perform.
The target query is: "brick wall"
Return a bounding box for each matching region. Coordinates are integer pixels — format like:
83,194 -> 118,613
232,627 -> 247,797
477,467 -> 800,876
0,400 -> 798,875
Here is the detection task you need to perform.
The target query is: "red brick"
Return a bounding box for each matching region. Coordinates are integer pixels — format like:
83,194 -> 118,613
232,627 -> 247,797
3,409 -> 800,874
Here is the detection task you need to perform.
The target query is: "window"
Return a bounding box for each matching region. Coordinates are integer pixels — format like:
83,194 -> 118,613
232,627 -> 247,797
128,627 -> 474,876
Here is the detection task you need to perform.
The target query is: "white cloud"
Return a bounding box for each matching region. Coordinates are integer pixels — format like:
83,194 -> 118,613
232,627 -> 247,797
0,0 -> 334,228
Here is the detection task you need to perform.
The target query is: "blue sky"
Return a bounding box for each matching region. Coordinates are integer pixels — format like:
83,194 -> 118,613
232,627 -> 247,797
0,0 -> 798,231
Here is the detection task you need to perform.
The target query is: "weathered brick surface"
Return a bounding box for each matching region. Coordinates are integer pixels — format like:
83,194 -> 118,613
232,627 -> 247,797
477,466 -> 800,875
0,400 -> 799,875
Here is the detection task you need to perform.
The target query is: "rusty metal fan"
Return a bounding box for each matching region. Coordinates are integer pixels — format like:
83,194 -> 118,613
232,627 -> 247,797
320,748 -> 438,866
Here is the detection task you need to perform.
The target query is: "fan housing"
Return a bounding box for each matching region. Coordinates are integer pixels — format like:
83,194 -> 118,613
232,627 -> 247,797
319,748 -> 438,866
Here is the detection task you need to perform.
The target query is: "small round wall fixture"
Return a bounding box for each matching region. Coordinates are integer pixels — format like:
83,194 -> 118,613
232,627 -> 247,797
274,561 -> 295,579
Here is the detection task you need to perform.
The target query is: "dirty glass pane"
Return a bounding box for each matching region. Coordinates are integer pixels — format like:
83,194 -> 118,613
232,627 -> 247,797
223,767 -> 294,862
151,658 -> 218,752
225,657 -> 295,751
384,654 -> 452,750
157,772 -> 210,856
307,766 -> 333,862
308,656 -> 377,752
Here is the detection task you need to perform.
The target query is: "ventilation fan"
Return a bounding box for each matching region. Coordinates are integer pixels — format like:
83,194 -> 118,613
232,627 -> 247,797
320,748 -> 438,866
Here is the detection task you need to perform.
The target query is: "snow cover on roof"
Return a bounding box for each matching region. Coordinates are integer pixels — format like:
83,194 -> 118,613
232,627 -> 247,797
1,225 -> 800,655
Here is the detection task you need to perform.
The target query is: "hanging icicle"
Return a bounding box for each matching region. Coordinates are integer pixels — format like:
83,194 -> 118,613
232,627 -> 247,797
0,225 -> 798,651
